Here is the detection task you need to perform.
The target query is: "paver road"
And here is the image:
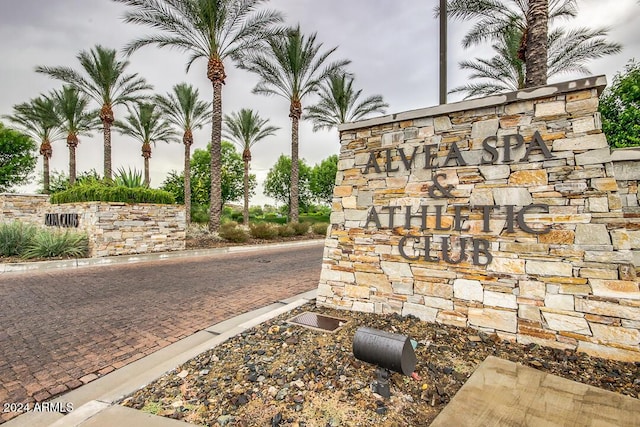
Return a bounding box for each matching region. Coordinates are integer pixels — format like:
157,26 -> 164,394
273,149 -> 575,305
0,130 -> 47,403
0,243 -> 324,422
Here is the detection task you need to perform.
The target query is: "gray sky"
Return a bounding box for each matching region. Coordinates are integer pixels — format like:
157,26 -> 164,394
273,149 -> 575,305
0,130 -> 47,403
1,0 -> 639,205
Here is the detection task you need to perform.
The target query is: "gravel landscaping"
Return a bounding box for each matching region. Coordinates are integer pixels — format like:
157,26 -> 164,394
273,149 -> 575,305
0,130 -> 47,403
121,302 -> 640,426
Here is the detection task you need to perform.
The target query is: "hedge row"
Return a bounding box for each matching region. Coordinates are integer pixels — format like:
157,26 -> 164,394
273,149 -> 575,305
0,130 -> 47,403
50,182 -> 175,204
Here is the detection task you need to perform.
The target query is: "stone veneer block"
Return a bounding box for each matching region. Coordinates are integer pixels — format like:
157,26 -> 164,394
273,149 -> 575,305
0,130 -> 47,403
542,311 -> 591,335
574,224 -> 611,245
402,303 -> 438,322
468,308 -> 517,333
453,279 -> 483,302
525,260 -> 573,277
589,279 -> 640,300
590,323 -> 640,347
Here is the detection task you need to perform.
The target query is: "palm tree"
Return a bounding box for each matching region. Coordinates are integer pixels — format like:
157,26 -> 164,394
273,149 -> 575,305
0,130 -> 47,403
5,96 -> 64,193
304,72 -> 388,131
36,45 -> 152,181
223,109 -> 279,224
50,85 -> 100,185
115,0 -> 283,232
113,103 -> 178,187
450,25 -> 621,98
240,25 -> 350,222
155,83 -> 211,224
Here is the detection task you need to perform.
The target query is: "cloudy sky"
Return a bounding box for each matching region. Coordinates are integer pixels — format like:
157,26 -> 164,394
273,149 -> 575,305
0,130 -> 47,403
1,0 -> 639,205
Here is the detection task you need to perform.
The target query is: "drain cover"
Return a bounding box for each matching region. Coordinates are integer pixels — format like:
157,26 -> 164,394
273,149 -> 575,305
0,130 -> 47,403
288,312 -> 348,333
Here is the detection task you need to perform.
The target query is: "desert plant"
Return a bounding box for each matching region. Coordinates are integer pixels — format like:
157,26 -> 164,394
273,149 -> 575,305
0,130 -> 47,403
0,222 -> 38,257
249,222 -> 279,239
114,166 -> 144,188
190,204 -> 210,224
312,222 -> 329,236
277,224 -> 296,237
22,229 -> 88,259
291,222 -> 310,236
218,221 -> 249,243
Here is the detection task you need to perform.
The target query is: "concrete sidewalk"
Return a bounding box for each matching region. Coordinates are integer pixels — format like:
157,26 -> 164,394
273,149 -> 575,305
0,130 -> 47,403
4,290 -> 317,427
0,239 -> 325,274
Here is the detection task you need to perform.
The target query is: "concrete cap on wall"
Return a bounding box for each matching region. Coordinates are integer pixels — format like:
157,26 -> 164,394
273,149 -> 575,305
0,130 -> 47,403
338,75 -> 608,132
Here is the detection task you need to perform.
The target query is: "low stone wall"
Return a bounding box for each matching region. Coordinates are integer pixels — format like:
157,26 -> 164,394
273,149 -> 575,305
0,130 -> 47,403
0,194 -> 185,257
318,76 -> 640,362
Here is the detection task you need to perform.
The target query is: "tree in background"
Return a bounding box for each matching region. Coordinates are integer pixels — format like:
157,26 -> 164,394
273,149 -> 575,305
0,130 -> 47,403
310,154 -> 338,205
46,169 -> 102,193
114,103 -> 178,187
600,60 -> 640,148
241,25 -> 349,222
0,123 -> 37,192
116,0 -> 283,232
50,85 -> 99,185
441,0 -> 620,97
223,109 -> 279,224
5,96 -> 64,193
305,73 -> 388,131
155,83 -> 212,224
36,45 -> 152,181
161,142 -> 255,209
264,155 -> 313,213
525,0 -> 549,87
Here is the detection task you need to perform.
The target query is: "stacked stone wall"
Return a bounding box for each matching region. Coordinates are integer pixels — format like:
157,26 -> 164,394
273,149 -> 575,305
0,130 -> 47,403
318,76 -> 640,362
0,195 -> 185,257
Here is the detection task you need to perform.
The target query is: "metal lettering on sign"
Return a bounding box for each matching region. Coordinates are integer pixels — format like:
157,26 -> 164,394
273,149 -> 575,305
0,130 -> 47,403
44,213 -> 79,228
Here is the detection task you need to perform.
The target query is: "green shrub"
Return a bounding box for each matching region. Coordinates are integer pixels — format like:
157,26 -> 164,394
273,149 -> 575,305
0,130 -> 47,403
191,204 -> 210,224
249,206 -> 264,217
218,221 -> 249,243
0,221 -> 37,257
249,222 -> 279,239
277,224 -> 296,237
312,222 -> 329,236
291,222 -> 310,236
22,229 -> 88,259
263,214 -> 287,225
50,182 -> 175,204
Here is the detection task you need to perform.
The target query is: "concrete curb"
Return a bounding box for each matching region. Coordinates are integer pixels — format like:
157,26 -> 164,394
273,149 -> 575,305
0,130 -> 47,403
0,239 -> 325,274
4,290 -> 317,427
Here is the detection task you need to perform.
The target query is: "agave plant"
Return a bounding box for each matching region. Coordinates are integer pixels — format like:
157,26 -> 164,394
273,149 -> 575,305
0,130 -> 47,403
114,166 -> 144,188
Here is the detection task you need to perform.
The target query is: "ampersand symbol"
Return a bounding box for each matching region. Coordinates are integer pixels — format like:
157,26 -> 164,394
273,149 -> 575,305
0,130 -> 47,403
428,173 -> 454,198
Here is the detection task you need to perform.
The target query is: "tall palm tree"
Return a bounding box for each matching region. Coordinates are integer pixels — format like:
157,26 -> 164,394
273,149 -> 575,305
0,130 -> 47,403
241,25 -> 350,222
36,45 -> 152,181
50,85 -> 100,185
113,103 -> 178,187
223,109 -> 279,224
115,0 -> 283,232
450,25 -> 621,98
155,83 -> 211,224
5,96 -> 64,194
304,72 -> 388,131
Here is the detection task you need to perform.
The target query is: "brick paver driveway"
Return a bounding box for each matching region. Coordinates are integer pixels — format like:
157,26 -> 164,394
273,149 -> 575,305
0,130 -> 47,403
0,242 -> 324,422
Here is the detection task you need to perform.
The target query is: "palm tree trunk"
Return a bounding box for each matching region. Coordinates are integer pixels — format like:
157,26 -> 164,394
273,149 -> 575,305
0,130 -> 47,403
43,156 -> 50,194
100,104 -> 115,181
289,100 -> 302,223
243,158 -> 250,225
525,0 -> 548,87
208,57 -> 226,232
142,142 -> 151,187
183,130 -> 193,225
67,133 -> 78,186
40,139 -> 53,194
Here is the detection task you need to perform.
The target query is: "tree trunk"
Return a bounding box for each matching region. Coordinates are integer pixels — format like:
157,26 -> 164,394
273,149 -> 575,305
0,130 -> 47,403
243,158 -> 250,225
525,0 -> 548,88
208,57 -> 226,232
183,129 -> 193,225
100,104 -> 115,181
142,142 -> 152,187
289,99 -> 302,223
40,139 -> 52,194
67,133 -> 78,186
